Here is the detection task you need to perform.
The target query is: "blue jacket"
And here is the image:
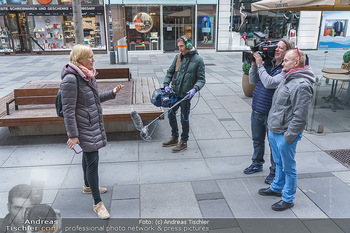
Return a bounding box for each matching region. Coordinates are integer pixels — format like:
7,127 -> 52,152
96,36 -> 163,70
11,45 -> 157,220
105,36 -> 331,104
250,60 -> 283,115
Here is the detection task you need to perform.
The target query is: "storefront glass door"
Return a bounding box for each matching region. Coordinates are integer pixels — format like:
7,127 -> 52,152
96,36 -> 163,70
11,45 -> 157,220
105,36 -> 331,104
9,12 -> 31,53
163,5 -> 194,51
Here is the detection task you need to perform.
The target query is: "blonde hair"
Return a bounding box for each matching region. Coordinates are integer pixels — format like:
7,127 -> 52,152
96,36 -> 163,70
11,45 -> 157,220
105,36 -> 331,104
70,44 -> 92,66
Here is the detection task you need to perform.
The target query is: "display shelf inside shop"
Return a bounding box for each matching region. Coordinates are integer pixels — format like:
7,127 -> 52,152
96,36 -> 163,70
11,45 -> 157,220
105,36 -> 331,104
0,29 -> 12,51
33,24 -> 64,50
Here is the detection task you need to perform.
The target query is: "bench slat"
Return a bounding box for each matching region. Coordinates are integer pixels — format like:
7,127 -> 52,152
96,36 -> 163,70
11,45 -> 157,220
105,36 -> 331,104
14,88 -> 59,97
96,68 -> 130,80
15,96 -> 56,105
142,77 -> 151,103
135,77 -> 143,104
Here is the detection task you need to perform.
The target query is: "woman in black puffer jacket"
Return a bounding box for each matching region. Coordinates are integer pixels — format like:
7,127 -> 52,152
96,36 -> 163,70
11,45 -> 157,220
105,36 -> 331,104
60,44 -> 124,219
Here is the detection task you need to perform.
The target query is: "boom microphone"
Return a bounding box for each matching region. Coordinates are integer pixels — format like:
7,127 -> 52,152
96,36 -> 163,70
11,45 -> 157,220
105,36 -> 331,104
131,110 -> 144,131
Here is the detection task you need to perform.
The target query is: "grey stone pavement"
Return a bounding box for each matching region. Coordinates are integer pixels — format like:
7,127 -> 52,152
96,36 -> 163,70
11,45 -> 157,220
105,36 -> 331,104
0,49 -> 350,232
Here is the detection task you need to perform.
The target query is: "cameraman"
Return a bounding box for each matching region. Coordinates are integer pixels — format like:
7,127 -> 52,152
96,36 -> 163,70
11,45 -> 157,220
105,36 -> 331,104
1,184 -> 61,233
243,39 -> 294,185
1,184 -> 34,233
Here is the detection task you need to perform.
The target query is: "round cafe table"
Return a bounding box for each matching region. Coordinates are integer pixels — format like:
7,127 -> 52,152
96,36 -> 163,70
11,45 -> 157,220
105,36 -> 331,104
321,68 -> 349,74
321,73 -> 350,112
321,68 -> 349,84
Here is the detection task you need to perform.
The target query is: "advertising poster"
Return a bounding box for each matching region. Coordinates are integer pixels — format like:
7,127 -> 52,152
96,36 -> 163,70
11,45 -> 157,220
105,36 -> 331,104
319,11 -> 350,49
198,15 -> 214,45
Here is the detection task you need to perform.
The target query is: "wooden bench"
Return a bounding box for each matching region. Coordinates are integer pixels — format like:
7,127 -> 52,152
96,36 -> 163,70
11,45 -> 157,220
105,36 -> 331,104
0,76 -> 163,136
6,88 -> 59,115
96,68 -> 131,81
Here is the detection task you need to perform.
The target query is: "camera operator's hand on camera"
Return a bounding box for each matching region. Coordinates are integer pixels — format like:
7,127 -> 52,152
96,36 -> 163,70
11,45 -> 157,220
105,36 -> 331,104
253,52 -> 263,66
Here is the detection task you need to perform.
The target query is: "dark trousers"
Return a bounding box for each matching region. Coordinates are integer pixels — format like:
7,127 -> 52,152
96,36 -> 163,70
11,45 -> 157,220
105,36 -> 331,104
251,111 -> 276,174
168,98 -> 191,141
82,151 -> 102,205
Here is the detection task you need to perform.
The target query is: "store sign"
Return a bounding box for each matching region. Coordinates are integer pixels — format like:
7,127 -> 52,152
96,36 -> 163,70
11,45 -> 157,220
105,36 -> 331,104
133,12 -> 153,33
0,5 -> 103,13
37,0 -> 53,4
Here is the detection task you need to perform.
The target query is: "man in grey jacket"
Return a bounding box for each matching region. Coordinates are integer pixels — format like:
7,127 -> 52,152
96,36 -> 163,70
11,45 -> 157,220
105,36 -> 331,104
258,49 -> 315,211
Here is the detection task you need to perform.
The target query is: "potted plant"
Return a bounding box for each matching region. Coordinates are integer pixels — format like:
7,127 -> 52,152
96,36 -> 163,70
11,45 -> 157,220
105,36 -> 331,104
341,51 -> 350,70
242,63 -> 256,97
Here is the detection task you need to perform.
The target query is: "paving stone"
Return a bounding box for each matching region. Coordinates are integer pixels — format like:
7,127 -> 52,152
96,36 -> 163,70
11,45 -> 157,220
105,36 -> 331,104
304,132 -> 350,150
298,176 -> 350,218
140,182 -> 202,218
230,112 -> 252,137
2,144 -> 73,167
190,97 -> 213,115
41,189 -> 60,205
206,84 -> 236,96
0,146 -> 16,166
228,130 -> 250,138
190,114 -> 231,140
220,120 -> 243,131
62,163 -> 139,189
139,140 -> 202,161
110,199 -> 139,218
296,136 -> 322,152
197,138 -> 252,158
191,180 -> 220,194
112,185 -> 139,200
332,170 -> 350,184
212,108 -> 232,119
196,193 -> 224,201
99,141 -> 138,163
0,166 -> 69,192
217,178 -> 295,218
296,151 -> 348,174
209,227 -> 242,233
302,219 -> 345,233
198,199 -> 234,218
216,96 -> 251,114
52,187 -> 112,218
0,192 -> 8,218
206,156 -> 269,180
291,189 -> 328,218
237,219 -> 309,233
139,159 -> 213,184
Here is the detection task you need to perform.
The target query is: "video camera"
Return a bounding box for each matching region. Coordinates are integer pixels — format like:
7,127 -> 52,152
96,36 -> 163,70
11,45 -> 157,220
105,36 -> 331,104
242,32 -> 279,64
25,204 -> 60,232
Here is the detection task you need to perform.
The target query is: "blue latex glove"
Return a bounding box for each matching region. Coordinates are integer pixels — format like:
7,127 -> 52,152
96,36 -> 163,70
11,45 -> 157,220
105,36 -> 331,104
164,85 -> 170,93
187,88 -> 196,98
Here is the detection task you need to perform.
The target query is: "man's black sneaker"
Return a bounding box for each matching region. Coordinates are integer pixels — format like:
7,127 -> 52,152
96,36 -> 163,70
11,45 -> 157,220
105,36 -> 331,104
265,172 -> 275,184
258,188 -> 282,197
244,164 -> 263,174
272,200 -> 294,211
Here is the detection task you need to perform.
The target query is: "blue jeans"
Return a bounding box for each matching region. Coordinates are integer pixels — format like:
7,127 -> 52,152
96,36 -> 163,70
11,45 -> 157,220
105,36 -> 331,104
82,151 -> 102,205
251,111 -> 276,174
268,131 -> 302,203
168,98 -> 191,141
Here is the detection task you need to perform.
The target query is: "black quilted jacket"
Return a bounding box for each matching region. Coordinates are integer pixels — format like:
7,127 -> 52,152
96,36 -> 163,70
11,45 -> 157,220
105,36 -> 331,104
60,63 -> 116,152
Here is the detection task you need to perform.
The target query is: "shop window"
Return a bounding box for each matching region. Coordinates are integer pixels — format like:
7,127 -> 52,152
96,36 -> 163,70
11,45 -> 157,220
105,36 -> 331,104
27,15 -> 105,51
82,16 -> 105,49
229,0 -> 300,47
0,15 -> 12,52
197,5 -> 216,49
3,0 -> 28,4
125,6 -> 160,51
59,0 -> 103,5
29,16 -> 65,51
